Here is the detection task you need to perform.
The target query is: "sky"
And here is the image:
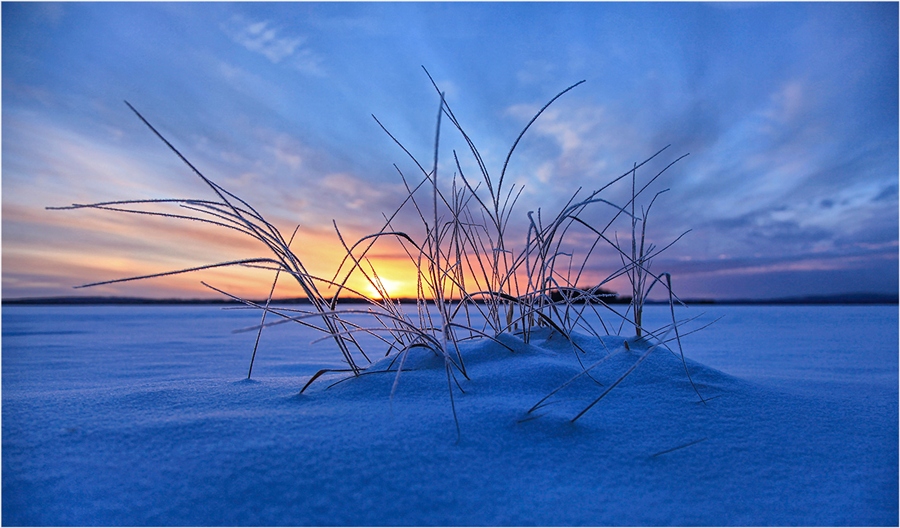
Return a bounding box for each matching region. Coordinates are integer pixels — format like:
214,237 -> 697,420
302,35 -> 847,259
2,2 -> 898,301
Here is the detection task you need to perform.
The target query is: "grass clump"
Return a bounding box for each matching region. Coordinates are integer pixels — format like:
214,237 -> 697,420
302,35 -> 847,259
51,71 -> 705,433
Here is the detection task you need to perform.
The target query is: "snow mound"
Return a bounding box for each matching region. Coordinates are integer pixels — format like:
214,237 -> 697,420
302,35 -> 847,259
304,329 -> 735,427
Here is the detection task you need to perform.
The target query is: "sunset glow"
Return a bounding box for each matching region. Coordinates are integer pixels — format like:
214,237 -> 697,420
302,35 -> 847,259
3,2 -> 897,301
361,276 -> 408,301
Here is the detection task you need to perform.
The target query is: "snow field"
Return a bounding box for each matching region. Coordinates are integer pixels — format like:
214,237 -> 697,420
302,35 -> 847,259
3,304 -> 897,525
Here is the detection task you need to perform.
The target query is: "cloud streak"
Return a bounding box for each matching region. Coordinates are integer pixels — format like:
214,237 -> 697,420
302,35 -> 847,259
221,14 -> 325,76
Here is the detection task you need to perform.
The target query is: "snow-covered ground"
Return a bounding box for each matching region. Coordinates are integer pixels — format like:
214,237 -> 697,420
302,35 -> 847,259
3,304 -> 897,525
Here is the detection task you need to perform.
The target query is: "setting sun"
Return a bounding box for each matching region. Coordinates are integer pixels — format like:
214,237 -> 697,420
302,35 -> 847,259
363,276 -> 410,300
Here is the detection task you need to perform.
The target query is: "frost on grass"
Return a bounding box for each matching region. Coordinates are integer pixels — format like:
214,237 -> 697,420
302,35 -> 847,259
51,74 -> 710,433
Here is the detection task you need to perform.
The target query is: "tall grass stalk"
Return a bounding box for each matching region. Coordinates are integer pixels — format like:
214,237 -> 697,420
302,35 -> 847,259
52,76 -> 705,431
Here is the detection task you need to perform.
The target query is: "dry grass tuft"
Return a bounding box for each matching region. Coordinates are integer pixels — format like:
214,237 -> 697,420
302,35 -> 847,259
51,73 -> 707,432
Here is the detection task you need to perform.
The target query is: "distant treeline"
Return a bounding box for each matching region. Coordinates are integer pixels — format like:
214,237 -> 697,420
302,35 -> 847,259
680,293 -> 899,305
3,291 -> 897,306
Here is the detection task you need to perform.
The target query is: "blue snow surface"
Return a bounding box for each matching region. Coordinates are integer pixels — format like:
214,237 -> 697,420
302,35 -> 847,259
3,304 -> 898,526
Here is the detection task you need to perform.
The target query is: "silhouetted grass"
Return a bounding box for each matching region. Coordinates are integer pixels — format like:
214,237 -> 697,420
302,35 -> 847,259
50,72 -> 704,432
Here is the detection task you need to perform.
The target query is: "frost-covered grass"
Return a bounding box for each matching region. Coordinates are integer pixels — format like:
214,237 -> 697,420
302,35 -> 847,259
2,304 -> 897,525
50,78 -> 704,432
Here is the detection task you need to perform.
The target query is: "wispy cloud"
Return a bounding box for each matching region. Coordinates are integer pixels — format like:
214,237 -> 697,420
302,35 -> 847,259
2,111 -> 194,207
221,14 -> 325,76
502,101 -> 645,197
222,15 -> 302,63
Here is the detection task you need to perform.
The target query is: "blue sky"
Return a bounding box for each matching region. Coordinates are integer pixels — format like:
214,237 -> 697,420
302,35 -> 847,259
3,2 -> 897,300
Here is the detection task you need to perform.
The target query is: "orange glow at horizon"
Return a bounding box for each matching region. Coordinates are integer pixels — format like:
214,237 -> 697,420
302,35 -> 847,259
363,276 -> 413,300
5,187 -> 625,302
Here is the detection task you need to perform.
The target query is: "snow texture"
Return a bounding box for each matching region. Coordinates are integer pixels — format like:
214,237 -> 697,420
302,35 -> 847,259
3,304 -> 897,525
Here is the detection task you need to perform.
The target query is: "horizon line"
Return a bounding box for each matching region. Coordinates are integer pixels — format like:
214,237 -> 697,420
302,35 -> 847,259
3,292 -> 897,306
